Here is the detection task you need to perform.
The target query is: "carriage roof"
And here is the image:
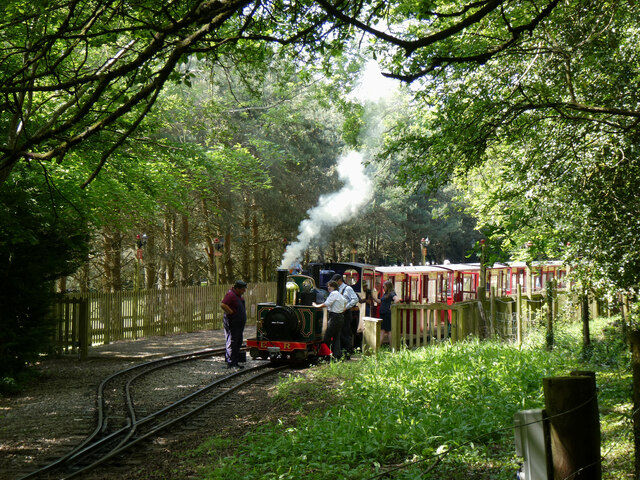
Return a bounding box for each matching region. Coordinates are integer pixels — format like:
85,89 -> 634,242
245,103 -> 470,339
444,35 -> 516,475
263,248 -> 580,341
375,263 -> 481,274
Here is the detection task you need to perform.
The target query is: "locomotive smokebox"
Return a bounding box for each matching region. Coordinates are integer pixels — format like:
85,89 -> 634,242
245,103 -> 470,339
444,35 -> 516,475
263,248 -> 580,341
276,268 -> 288,306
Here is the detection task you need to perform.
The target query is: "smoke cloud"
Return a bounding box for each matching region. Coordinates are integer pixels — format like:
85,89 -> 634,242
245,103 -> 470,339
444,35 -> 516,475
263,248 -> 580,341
280,151 -> 373,269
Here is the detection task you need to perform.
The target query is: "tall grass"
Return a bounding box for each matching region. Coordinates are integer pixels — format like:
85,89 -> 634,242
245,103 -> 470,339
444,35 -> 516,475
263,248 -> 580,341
189,317 -> 632,479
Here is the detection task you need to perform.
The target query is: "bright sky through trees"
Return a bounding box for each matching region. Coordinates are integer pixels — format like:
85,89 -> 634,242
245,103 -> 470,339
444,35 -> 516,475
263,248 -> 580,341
351,60 -> 399,102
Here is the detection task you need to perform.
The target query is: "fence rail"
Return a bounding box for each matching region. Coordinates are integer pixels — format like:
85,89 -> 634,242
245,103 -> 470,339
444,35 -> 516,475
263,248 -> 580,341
54,283 -> 277,357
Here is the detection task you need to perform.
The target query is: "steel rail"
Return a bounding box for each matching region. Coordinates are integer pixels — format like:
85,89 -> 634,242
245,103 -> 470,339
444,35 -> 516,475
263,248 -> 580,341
16,346 -> 227,480
61,364 -> 287,479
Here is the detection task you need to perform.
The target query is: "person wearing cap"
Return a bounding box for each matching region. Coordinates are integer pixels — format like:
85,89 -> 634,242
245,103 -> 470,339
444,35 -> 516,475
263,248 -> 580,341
220,280 -> 248,369
331,273 -> 359,357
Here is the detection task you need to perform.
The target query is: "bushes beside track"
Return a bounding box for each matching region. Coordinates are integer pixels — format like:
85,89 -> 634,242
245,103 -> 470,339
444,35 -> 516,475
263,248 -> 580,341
188,317 -> 632,480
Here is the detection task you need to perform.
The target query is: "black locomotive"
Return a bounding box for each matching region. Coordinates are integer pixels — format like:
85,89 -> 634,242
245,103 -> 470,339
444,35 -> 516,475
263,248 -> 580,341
247,269 -> 326,361
247,263 -> 376,361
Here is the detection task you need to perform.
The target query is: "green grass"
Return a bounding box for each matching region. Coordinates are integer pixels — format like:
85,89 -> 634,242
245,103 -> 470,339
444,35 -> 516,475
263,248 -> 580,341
187,317 -> 633,479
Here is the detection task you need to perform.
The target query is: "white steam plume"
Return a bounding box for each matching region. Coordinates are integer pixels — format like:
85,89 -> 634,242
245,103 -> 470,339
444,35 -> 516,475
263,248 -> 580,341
280,151 -> 373,269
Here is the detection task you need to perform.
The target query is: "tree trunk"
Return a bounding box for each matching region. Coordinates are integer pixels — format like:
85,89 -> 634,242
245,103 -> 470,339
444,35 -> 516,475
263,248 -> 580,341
57,276 -> 67,294
200,197 -> 217,284
102,228 -> 123,292
260,244 -> 270,282
241,205 -> 250,281
79,261 -> 90,293
164,213 -> 176,288
180,214 -> 190,285
144,233 -> 158,289
222,232 -> 233,285
251,214 -> 259,282
582,292 -> 591,357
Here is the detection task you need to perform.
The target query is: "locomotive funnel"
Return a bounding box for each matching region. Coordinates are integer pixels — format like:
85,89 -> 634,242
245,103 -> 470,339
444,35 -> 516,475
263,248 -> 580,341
276,268 -> 288,306
311,263 -> 321,289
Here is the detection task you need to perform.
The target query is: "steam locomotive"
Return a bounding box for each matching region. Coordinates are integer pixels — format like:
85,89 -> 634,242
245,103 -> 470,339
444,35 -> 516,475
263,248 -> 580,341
246,260 -> 567,360
246,269 -> 323,362
246,263 -> 375,362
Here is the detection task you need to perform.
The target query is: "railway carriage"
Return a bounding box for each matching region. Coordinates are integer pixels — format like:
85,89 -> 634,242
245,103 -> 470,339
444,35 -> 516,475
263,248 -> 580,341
372,260 -> 568,343
374,263 -> 481,306
486,261 -> 568,296
374,261 -> 568,305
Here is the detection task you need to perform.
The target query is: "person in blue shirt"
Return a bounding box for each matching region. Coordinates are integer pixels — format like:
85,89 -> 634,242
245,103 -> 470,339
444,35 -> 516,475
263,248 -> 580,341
332,273 -> 359,357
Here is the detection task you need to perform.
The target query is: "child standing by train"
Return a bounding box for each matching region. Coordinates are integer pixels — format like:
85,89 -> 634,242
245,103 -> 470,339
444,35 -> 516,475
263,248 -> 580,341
312,280 -> 346,359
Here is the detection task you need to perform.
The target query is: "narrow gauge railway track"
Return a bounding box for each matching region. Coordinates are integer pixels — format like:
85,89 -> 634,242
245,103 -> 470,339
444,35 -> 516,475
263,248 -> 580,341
18,348 -> 285,480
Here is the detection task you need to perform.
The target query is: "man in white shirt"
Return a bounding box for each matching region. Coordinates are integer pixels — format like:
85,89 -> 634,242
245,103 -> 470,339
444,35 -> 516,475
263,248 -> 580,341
332,273 -> 359,357
313,280 -> 345,359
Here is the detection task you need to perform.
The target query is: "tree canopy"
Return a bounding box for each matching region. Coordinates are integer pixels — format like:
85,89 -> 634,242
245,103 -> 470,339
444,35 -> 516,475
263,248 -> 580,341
373,0 -> 640,290
3,0 -> 640,287
1,0 -> 565,186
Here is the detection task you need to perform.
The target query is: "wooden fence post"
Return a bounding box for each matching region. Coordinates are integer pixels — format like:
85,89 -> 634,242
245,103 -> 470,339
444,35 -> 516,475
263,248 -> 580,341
546,281 -> 554,351
78,298 -> 89,360
582,292 -> 591,353
630,330 -> 640,478
447,307 -> 456,342
490,286 -> 496,338
543,372 -> 601,480
390,305 -> 400,352
516,284 -> 522,346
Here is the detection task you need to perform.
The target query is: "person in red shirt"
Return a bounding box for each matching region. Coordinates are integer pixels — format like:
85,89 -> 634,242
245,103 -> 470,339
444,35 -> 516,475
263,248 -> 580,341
220,280 -> 247,369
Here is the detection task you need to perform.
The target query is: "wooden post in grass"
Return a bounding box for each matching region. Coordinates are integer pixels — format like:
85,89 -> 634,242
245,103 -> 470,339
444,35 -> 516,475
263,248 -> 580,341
390,305 -> 400,352
630,330 -> 640,478
516,284 -> 523,345
543,372 -> 601,479
545,280 -> 554,351
582,292 -> 591,354
490,286 -> 496,338
363,317 -> 382,354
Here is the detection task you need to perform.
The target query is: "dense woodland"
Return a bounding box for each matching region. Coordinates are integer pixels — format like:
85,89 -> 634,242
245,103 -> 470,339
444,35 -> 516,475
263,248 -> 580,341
2,0 -> 640,473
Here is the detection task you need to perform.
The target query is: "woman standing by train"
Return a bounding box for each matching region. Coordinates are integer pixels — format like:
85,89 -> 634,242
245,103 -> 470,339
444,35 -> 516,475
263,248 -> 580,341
379,280 -> 400,345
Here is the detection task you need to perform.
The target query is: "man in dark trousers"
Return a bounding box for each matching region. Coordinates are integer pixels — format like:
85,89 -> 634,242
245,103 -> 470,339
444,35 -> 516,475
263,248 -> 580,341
332,273 -> 359,357
220,280 -> 247,369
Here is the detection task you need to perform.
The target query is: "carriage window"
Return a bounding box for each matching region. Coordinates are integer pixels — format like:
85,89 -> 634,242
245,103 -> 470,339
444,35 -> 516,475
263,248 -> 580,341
427,275 -> 437,303
343,269 -> 359,286
463,274 -> 474,299
439,275 -> 449,302
410,276 -> 420,301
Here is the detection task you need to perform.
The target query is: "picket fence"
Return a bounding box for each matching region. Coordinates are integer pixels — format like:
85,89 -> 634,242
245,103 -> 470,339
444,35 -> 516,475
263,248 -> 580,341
54,283 -> 277,358
54,281 -> 597,359
386,283 -> 579,351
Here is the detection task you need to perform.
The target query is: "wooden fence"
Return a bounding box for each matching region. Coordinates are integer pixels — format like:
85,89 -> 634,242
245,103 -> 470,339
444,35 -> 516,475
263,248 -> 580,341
389,283 -> 577,351
55,280 -> 604,358
54,283 -> 277,358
